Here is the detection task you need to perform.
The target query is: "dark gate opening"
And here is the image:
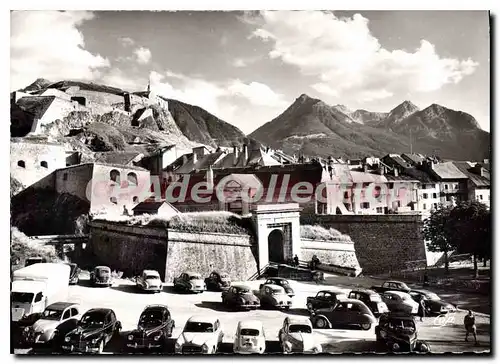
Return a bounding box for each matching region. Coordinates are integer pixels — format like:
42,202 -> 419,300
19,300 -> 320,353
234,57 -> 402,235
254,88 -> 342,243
268,229 -> 285,263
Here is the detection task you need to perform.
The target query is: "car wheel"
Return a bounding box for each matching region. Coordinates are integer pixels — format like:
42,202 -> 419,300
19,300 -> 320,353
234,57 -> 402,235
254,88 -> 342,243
361,323 -> 371,331
315,317 -> 328,329
97,340 -> 104,354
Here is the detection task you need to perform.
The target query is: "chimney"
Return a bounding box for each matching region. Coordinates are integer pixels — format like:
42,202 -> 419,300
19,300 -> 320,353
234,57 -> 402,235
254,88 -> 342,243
233,146 -> 239,165
206,165 -> 214,189
394,168 -> 399,177
192,152 -> 197,165
377,165 -> 385,175
182,154 -> 188,164
242,144 -> 248,165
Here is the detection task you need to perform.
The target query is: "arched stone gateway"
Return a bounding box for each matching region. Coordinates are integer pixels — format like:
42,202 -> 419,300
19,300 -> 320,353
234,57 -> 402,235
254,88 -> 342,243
251,203 -> 301,272
268,229 -> 285,263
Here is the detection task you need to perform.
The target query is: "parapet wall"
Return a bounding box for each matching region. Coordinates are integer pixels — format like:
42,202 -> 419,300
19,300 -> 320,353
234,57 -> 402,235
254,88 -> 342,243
301,214 -> 426,274
300,238 -> 361,270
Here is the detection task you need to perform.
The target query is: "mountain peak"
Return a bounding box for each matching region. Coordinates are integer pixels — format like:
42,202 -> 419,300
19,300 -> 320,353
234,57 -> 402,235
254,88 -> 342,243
391,100 -> 419,114
20,78 -> 53,92
333,104 -> 352,114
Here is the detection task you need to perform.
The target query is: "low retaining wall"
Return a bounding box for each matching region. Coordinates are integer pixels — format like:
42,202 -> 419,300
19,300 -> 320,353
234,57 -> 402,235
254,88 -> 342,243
300,238 -> 361,273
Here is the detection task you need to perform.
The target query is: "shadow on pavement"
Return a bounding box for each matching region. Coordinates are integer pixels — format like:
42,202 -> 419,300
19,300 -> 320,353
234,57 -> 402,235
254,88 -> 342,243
322,339 -> 378,353
218,340 -> 282,354
286,308 -> 310,317
110,285 -> 143,294
194,301 -> 240,312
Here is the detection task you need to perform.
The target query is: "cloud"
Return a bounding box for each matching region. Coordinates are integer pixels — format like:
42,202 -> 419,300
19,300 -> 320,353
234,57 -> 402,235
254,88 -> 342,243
119,37 -> 135,47
232,58 -> 248,68
101,68 -> 144,92
246,11 -> 479,99
10,11 -> 110,90
134,47 -> 152,64
228,80 -> 287,107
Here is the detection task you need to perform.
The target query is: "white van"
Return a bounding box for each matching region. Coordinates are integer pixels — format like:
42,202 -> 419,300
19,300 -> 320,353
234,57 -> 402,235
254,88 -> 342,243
11,263 -> 70,321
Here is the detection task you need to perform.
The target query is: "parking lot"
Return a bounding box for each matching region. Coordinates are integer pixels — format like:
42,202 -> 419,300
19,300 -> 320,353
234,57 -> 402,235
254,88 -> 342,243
14,273 -> 490,355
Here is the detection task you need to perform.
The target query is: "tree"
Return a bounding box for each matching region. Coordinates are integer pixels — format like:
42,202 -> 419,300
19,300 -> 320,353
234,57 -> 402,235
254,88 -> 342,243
422,204 -> 455,274
449,201 -> 491,278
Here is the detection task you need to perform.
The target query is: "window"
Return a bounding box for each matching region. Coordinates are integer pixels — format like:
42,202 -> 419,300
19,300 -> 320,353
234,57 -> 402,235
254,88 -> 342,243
110,169 -> 120,183
433,203 -> 438,209
110,197 -> 118,205
432,193 -> 437,199
34,292 -> 44,303
133,196 -> 139,203
17,160 -> 25,168
423,203 -> 427,210
422,193 -> 428,199
421,184 -> 427,189
454,184 -> 459,189
63,173 -> 68,181
388,183 -> 394,189
376,207 -> 383,213
127,172 -> 138,186
446,196 -> 451,202
444,184 -> 449,190
62,310 -> 71,320
344,191 -> 349,199
70,308 -> 79,317
479,195 -> 483,200
40,161 -> 48,168
361,202 -> 370,209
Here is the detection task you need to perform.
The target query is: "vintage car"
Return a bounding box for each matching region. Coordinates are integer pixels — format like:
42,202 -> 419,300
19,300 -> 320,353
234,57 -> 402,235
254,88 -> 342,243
278,317 -> 321,354
409,289 -> 456,316
259,284 -> 292,310
67,263 -> 81,285
375,313 -> 431,353
23,302 -> 80,347
61,308 -> 122,354
173,272 -> 206,293
381,291 -> 419,315
136,270 -> 163,293
205,271 -> 231,291
306,289 -> 348,312
126,305 -> 175,351
233,320 -> 266,354
221,285 -> 260,310
371,280 -> 412,294
174,315 -> 224,354
348,289 -> 389,316
259,277 -> 294,297
310,299 -> 377,330
90,266 -> 113,287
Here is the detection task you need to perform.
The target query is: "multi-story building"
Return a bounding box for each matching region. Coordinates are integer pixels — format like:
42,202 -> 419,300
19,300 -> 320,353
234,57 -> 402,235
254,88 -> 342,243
422,161 -> 469,207
453,161 -> 490,208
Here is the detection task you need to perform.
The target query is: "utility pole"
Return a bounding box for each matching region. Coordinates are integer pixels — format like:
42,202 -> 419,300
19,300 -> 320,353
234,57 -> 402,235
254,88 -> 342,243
410,129 -> 413,154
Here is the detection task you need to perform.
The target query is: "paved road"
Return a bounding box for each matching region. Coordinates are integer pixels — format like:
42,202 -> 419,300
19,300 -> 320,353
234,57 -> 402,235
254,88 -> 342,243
13,277 -> 490,355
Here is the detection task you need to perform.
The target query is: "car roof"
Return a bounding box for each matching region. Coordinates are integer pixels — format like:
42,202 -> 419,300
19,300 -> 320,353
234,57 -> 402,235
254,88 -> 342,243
381,312 -> 416,321
350,288 -> 377,295
264,284 -> 285,291
143,304 -> 169,311
320,289 -> 346,294
143,270 -> 160,275
95,266 -> 110,270
231,284 -> 251,290
286,316 -> 312,325
338,298 -> 366,304
386,280 -> 406,285
46,302 -> 78,310
187,315 -> 218,324
238,320 -> 263,330
410,289 -> 435,295
267,277 -> 288,281
84,308 -> 113,315
385,290 -> 409,297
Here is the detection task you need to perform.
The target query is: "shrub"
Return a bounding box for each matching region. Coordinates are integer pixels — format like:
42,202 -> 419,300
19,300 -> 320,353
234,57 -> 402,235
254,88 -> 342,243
11,227 -> 60,271
300,225 -> 352,242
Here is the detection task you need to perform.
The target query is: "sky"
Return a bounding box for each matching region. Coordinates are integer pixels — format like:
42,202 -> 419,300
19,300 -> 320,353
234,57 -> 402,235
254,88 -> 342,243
10,10 -> 490,133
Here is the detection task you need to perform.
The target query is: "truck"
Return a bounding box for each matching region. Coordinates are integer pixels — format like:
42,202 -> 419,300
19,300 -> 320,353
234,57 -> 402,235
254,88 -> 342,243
11,263 -> 70,322
370,280 -> 411,294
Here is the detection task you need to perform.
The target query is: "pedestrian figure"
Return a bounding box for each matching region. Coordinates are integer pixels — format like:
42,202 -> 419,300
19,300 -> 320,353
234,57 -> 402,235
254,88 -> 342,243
293,255 -> 299,267
464,310 -> 478,345
423,270 -> 429,287
418,297 -> 426,322
122,205 -> 130,216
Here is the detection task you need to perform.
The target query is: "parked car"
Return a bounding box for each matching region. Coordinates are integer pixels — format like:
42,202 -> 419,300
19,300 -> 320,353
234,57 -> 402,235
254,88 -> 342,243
307,289 -> 347,312
173,272 -> 206,293
371,280 -> 411,294
259,284 -> 292,310
90,266 -> 113,287
381,291 -> 419,315
221,285 -> 260,310
25,257 -> 47,267
409,289 -> 456,316
23,302 -> 80,347
278,317 -> 321,354
61,308 -> 122,354
233,320 -> 266,354
310,299 -> 377,330
375,312 -> 431,353
126,305 -> 175,351
205,271 -> 231,291
259,277 -> 294,297
348,289 -> 389,316
174,315 -> 224,354
67,263 -> 80,285
136,270 -> 163,293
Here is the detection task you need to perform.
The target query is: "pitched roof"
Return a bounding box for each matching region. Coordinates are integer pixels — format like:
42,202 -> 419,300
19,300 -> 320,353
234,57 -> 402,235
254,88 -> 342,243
452,161 -> 490,187
94,152 -> 144,165
132,201 -> 179,213
401,153 -> 425,165
384,154 -> 412,168
326,163 -> 418,184
400,167 -> 437,183
16,96 -> 56,120
128,143 -> 176,157
431,162 -> 469,180
226,174 -> 263,189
